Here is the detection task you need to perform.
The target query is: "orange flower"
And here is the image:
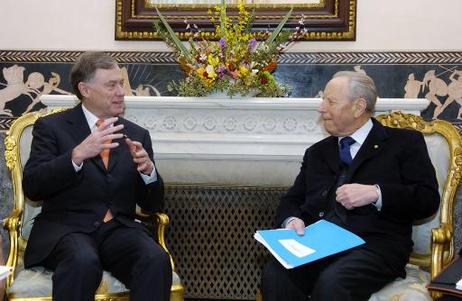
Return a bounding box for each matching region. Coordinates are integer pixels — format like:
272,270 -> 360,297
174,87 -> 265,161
227,62 -> 236,71
262,61 -> 277,73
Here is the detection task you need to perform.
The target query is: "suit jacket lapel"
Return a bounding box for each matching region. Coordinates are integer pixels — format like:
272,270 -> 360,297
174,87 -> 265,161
324,136 -> 341,174
65,104 -> 91,145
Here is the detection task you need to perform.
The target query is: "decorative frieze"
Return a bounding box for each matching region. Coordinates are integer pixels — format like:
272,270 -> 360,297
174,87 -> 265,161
1,50 -> 461,64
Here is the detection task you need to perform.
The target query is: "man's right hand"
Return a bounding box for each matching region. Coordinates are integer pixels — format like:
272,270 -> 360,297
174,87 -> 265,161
71,117 -> 124,165
285,217 -> 306,236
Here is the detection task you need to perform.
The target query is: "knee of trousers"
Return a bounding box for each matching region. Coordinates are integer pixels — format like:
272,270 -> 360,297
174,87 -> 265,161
52,255 -> 103,288
135,247 -> 172,276
261,261 -> 282,288
314,266 -> 345,292
58,251 -> 103,276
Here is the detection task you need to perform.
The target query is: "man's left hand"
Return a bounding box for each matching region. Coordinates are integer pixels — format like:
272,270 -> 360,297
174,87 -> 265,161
335,184 -> 379,210
126,138 -> 154,175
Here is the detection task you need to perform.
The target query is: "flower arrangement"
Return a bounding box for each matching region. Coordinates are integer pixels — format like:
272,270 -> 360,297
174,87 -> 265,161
154,0 -> 302,97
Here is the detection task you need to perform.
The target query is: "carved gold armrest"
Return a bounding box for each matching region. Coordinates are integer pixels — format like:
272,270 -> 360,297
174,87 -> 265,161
3,208 -> 23,287
155,213 -> 175,271
136,210 -> 175,271
431,223 -> 453,278
430,223 -> 450,301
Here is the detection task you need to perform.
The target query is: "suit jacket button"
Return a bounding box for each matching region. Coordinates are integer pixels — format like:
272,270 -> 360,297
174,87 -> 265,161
94,221 -> 101,227
319,211 -> 325,217
321,190 -> 328,197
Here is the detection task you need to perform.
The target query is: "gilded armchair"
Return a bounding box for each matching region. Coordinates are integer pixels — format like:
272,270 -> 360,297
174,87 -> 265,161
367,112 -> 462,301
3,109 -> 184,301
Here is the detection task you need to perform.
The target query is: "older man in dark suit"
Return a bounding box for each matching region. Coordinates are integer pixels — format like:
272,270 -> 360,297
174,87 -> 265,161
22,52 -> 171,301
261,71 -> 440,301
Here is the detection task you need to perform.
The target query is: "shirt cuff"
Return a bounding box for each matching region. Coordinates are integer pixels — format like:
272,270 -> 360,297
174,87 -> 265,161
140,166 -> 158,185
72,160 -> 83,172
282,217 -> 297,228
373,184 -> 382,211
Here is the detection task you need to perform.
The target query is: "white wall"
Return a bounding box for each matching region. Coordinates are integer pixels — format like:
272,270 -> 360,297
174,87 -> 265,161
0,0 -> 461,52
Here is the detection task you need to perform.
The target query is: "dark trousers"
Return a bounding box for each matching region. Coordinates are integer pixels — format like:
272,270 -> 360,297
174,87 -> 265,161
261,247 -> 398,301
43,219 -> 172,301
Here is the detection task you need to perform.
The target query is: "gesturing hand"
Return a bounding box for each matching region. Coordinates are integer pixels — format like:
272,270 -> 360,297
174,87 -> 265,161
72,117 -> 124,165
125,138 -> 154,175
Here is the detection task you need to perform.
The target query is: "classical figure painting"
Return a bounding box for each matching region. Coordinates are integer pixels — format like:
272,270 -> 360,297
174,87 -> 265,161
0,51 -> 461,131
0,65 -> 71,117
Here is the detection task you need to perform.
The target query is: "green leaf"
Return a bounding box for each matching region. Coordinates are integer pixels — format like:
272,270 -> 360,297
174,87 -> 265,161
244,8 -> 256,33
154,7 -> 194,63
220,0 -> 227,38
266,8 -> 293,45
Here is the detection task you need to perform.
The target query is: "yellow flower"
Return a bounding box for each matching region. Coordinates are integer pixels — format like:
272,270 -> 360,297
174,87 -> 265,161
239,65 -> 249,77
196,66 -> 217,86
196,67 -> 207,79
205,65 -> 217,79
207,54 -> 219,67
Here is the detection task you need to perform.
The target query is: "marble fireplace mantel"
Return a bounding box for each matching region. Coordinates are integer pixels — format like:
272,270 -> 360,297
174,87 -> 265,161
40,95 -> 429,186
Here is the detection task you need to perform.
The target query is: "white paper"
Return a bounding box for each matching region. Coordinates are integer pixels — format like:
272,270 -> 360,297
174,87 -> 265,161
456,278 -> 462,290
279,239 -> 316,258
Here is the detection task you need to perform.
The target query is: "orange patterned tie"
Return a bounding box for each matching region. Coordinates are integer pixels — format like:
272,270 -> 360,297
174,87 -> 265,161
96,119 -> 114,223
96,119 -> 111,168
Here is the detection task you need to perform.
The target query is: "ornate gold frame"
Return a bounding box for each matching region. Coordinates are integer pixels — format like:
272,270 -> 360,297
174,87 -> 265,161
115,0 -> 356,41
3,110 -> 184,301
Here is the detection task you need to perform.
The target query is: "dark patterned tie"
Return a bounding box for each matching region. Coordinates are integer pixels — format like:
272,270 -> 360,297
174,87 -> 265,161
339,136 -> 355,166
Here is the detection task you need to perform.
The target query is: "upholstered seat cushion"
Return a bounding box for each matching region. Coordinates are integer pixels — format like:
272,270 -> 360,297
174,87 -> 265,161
369,264 -> 432,301
7,267 -> 181,298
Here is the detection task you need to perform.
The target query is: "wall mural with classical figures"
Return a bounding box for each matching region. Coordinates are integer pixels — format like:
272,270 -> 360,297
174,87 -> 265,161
1,51 -> 461,132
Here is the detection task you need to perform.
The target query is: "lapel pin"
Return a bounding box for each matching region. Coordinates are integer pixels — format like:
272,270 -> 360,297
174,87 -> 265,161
374,145 -> 379,149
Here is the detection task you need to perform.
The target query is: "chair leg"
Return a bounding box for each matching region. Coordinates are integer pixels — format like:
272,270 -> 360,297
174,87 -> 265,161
170,284 -> 184,301
256,287 -> 263,301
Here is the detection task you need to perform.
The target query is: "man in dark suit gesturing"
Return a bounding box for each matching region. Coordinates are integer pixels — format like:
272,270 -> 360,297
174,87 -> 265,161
261,71 -> 440,301
23,52 -> 171,301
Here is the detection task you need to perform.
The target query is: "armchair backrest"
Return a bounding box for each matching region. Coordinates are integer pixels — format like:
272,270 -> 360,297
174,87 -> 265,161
377,112 -> 462,277
4,109 -> 66,286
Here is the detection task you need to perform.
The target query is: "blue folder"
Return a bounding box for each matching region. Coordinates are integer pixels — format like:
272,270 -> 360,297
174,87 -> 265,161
254,219 -> 365,269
